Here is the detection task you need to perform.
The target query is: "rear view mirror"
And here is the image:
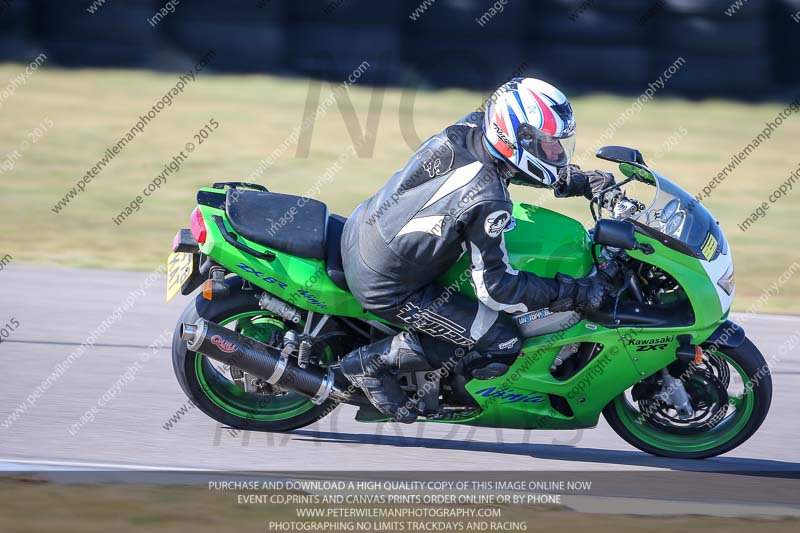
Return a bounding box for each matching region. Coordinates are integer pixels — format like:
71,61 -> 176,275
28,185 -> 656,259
596,146 -> 656,186
596,145 -> 646,166
618,163 -> 657,185
594,219 -> 637,250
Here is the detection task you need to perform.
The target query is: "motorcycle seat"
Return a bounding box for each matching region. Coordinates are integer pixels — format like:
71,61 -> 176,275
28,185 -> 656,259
226,190 -> 328,260
325,214 -> 349,291
225,190 -> 351,291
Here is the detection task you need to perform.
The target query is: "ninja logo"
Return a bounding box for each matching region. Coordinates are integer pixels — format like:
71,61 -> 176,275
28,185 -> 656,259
474,386 -> 544,404
484,210 -> 510,238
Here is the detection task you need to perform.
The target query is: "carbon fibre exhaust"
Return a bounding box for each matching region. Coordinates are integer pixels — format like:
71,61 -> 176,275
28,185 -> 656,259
180,319 -> 362,406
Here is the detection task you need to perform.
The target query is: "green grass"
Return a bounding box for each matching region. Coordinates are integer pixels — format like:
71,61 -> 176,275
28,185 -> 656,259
1,66 -> 798,313
2,477 -> 798,533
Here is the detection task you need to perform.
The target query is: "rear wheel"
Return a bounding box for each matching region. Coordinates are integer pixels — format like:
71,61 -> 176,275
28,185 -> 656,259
171,277 -> 337,432
603,337 -> 771,459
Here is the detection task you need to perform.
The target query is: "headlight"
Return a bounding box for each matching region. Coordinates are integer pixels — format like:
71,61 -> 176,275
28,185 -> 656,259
717,263 -> 735,295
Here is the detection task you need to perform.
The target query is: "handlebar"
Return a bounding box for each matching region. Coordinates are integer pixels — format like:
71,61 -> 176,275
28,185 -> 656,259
591,182 -> 646,222
613,197 -> 645,219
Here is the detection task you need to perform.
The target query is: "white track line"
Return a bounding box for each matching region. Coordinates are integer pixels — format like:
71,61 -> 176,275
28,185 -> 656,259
0,457 -> 215,471
731,313 -> 800,322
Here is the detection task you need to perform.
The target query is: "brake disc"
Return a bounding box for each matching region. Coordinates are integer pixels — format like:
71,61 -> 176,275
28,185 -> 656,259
637,362 -> 729,434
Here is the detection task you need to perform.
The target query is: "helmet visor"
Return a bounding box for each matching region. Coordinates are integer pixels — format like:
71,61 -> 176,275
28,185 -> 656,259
517,123 -> 576,167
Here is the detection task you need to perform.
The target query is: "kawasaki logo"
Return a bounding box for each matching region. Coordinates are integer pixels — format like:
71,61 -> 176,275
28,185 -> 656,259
627,335 -> 675,352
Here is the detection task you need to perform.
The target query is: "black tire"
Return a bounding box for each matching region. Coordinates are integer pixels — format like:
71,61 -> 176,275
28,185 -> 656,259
32,0 -> 158,67
172,0 -> 285,22
770,1 -> 800,83
163,1 -> 285,72
33,0 -> 156,42
534,45 -> 648,90
664,0 -> 768,17
0,39 -> 42,63
171,276 -> 337,432
536,11 -> 648,46
403,0 -> 529,38
287,26 -> 403,84
650,51 -> 769,96
405,38 -> 528,90
0,0 -> 32,35
657,15 -> 767,54
603,336 -> 772,459
543,0 -> 646,13
0,1 -> 40,64
287,0 -> 400,27
166,21 -> 285,72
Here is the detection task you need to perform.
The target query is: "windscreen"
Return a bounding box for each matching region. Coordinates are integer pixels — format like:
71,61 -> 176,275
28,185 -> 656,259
618,170 -> 725,262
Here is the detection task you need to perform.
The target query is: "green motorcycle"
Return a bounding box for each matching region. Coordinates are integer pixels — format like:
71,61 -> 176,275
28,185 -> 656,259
168,145 -> 771,459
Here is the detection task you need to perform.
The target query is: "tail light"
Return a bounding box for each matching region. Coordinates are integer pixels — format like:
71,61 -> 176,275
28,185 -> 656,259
190,207 -> 207,244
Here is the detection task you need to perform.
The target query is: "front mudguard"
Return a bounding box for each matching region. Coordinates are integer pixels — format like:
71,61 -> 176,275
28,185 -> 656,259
702,320 -> 745,349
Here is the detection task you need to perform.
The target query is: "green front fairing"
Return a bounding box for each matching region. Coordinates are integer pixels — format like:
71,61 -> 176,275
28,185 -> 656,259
461,321 -> 640,429
617,232 -> 727,377
449,228 -> 727,430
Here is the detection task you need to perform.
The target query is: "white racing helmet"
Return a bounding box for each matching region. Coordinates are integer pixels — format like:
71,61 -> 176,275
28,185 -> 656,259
482,78 -> 576,187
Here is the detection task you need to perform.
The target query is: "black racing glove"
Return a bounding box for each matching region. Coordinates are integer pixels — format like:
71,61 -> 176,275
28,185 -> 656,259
549,273 -> 611,314
555,164 -> 616,200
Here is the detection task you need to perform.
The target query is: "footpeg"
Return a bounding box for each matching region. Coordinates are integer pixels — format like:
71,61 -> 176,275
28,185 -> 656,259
471,362 -> 509,380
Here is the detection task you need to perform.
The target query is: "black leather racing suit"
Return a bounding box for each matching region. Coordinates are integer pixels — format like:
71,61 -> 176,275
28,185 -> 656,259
340,113 -> 563,369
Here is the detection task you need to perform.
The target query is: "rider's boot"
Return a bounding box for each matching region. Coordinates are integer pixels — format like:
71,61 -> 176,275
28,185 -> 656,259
340,331 -> 430,424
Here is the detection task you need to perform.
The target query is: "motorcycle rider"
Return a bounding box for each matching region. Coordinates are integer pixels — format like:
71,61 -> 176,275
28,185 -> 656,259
339,78 -> 615,423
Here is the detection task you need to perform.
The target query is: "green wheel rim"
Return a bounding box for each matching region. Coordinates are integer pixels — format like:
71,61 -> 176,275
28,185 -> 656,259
613,352 -> 755,454
194,311 -> 317,421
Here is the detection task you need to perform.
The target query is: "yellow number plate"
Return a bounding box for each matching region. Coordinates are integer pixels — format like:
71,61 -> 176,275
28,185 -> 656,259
166,252 -> 194,302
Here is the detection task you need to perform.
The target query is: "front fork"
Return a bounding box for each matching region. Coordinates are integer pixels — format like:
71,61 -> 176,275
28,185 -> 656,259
654,321 -> 745,420
656,367 -> 694,419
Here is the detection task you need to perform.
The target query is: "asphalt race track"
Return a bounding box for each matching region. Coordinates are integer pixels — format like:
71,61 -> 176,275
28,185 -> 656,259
1,265 -> 799,514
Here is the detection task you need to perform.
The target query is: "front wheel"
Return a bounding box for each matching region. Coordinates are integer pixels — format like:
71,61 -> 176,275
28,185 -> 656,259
603,337 -> 772,459
171,277 -> 337,432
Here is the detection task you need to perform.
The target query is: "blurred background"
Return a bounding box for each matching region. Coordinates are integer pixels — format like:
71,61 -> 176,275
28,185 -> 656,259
1,0 -> 799,312
2,0 -> 799,96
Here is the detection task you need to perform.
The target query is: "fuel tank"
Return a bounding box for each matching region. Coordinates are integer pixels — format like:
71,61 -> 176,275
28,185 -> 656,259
438,202 -> 593,296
